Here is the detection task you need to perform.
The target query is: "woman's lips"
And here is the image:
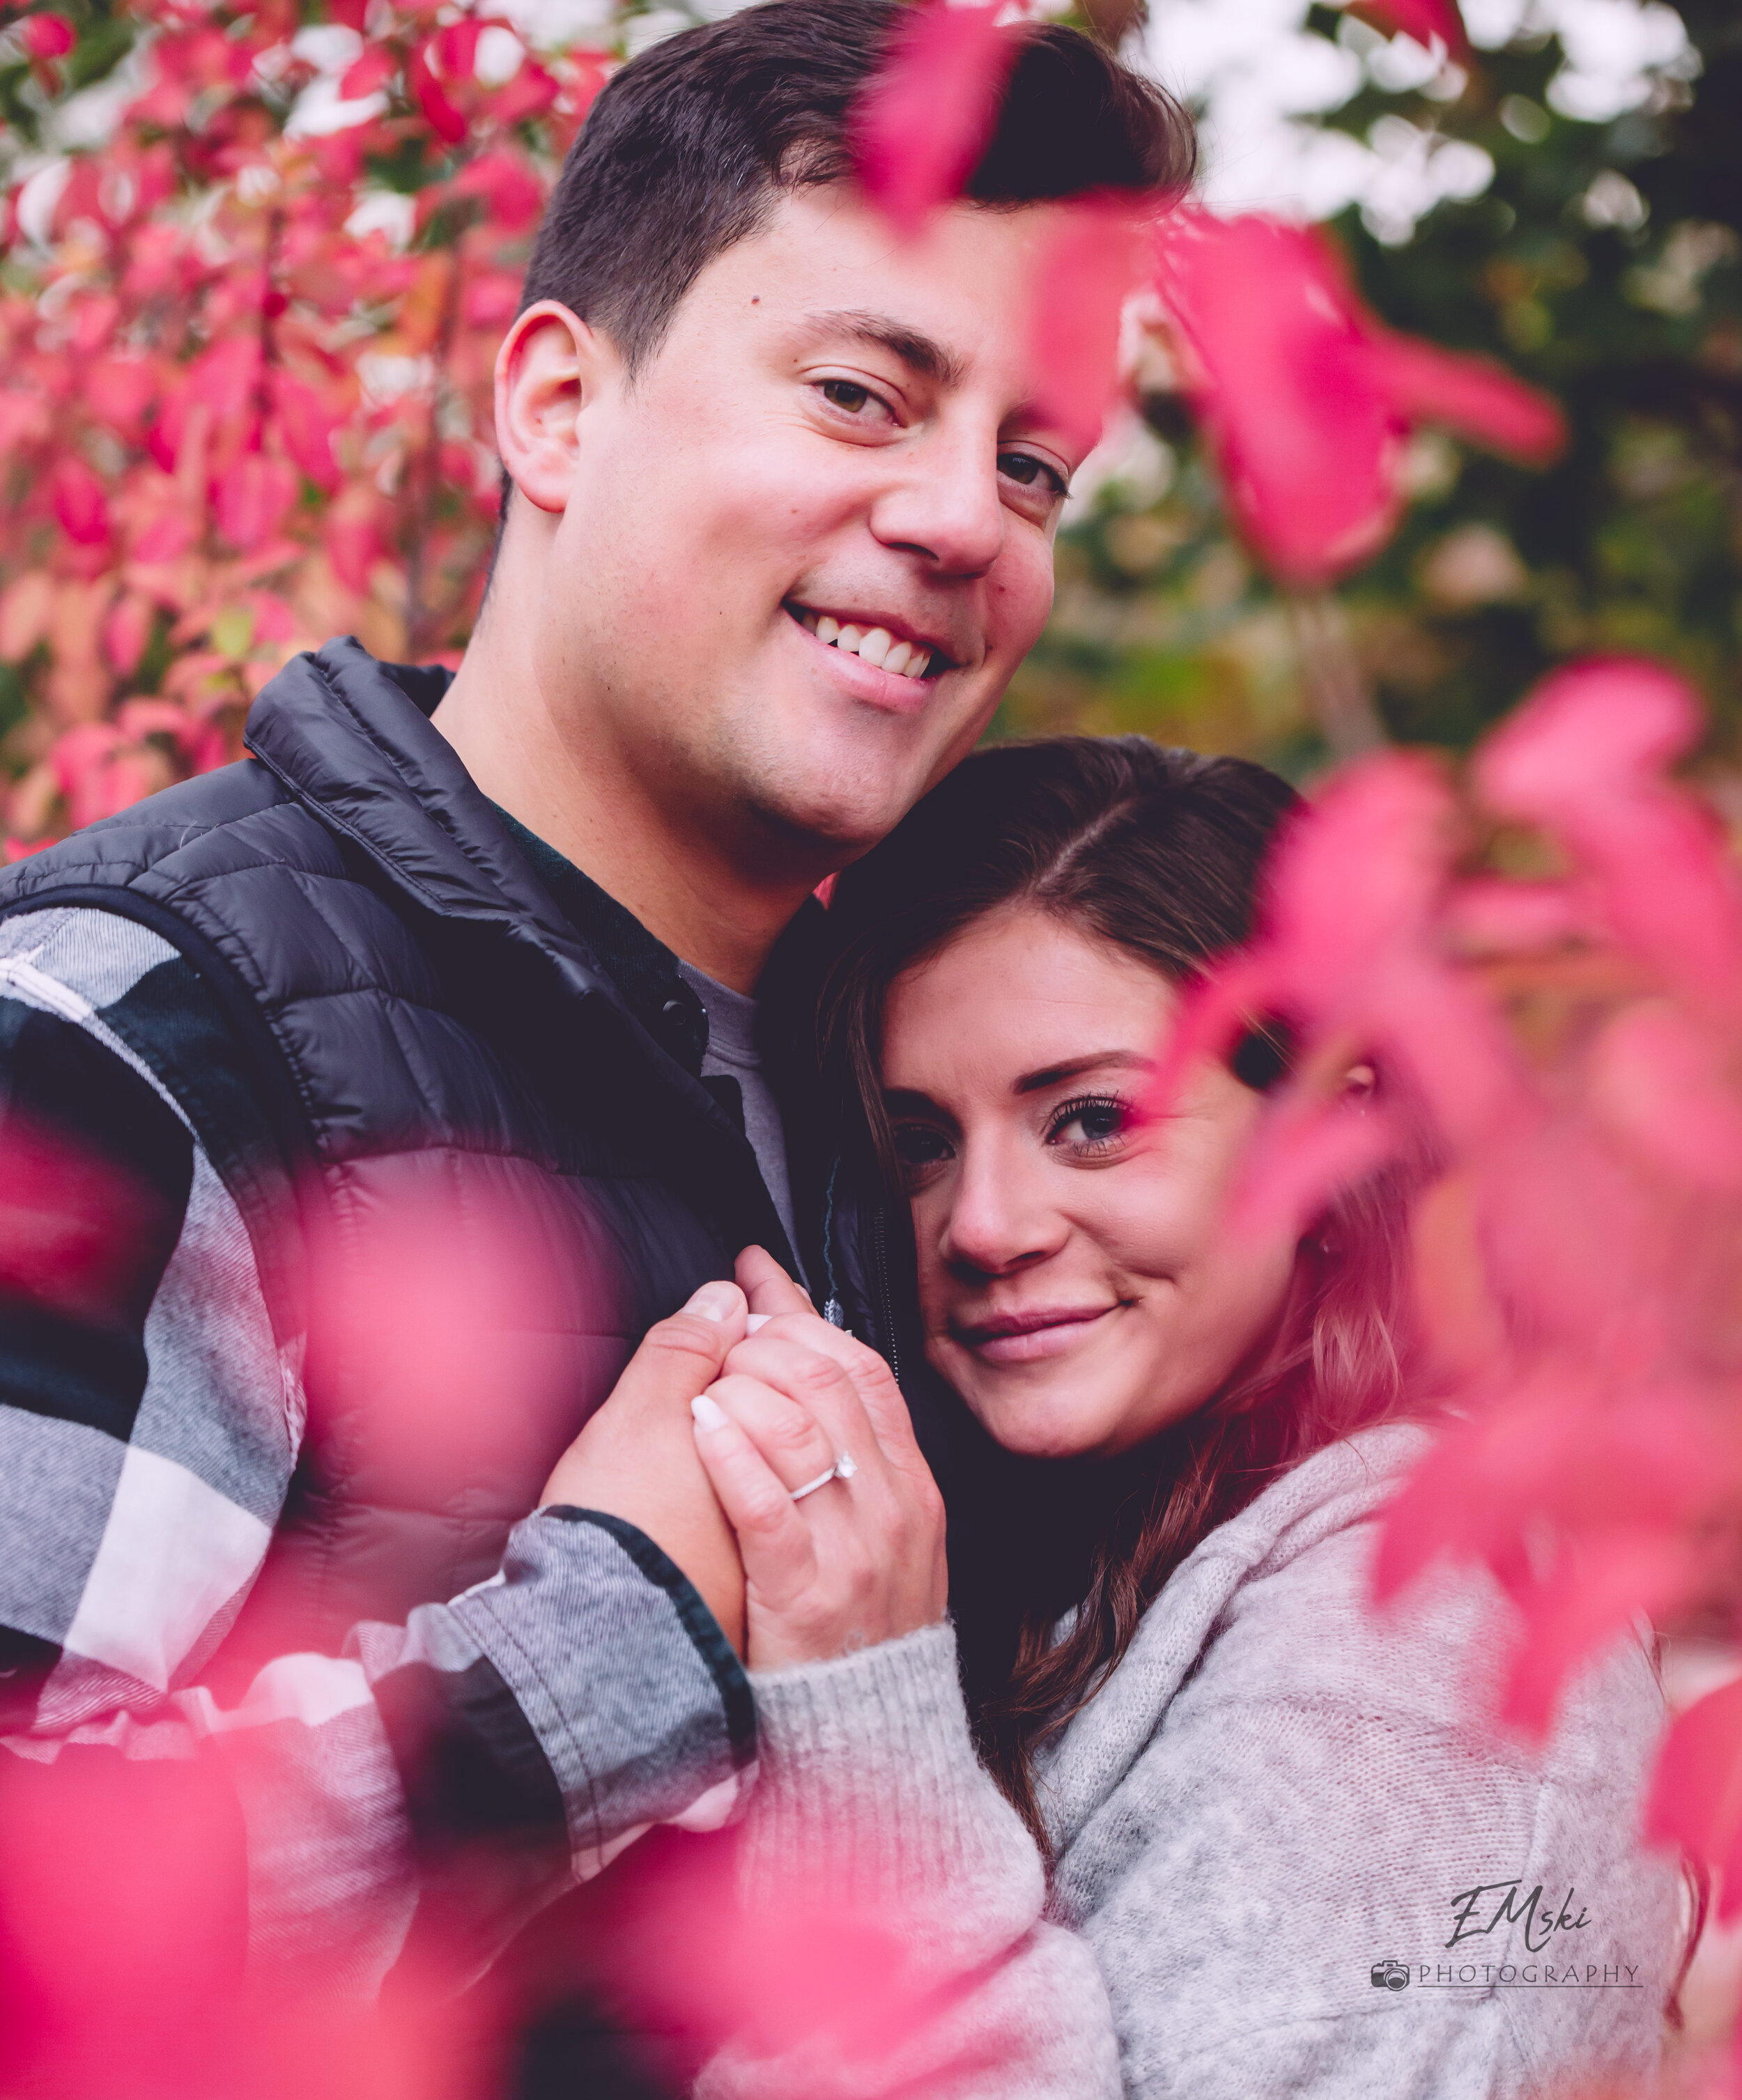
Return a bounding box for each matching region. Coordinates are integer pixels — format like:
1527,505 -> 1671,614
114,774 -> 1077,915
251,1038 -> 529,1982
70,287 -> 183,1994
952,1304 -> 1118,1365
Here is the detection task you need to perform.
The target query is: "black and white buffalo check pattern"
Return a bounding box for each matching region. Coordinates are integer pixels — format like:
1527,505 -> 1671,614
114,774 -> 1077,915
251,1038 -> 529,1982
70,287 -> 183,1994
0,905 -> 754,1987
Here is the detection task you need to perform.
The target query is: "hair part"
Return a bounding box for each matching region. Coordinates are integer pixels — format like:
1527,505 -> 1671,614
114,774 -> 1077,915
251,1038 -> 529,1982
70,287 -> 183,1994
819,736 -> 1429,1848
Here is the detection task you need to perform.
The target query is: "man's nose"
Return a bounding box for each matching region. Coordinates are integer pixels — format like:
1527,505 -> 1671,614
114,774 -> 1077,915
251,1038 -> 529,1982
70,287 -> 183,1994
868,424 -> 1005,580
939,1145 -> 1066,1279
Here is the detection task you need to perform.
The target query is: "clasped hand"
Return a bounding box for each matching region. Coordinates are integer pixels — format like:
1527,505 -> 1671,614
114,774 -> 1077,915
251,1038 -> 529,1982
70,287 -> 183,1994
542,1248 -> 946,1671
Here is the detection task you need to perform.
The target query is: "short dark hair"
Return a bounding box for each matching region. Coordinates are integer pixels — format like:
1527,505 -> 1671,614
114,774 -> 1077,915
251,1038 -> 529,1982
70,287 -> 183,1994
518,0 -> 1195,376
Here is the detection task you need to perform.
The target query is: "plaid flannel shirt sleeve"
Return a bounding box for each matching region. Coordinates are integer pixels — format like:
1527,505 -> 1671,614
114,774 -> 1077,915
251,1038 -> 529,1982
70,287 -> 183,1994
0,906 -> 755,1991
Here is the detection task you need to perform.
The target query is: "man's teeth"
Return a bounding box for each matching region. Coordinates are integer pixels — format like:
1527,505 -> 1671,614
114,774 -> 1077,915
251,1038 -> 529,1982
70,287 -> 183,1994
799,610 -> 933,679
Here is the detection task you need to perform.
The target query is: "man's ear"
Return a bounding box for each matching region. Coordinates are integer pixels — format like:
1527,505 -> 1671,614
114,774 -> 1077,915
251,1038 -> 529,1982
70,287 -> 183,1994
493,300 -> 619,516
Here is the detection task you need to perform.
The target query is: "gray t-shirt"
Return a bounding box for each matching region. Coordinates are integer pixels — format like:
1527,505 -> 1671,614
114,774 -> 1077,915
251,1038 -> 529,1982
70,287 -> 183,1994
677,962 -> 806,1286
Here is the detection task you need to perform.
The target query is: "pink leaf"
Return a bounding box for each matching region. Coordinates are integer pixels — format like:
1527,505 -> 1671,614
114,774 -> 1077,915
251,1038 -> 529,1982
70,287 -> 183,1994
1646,1681 -> 1742,1915
1589,1001 -> 1742,1189
339,46 -> 397,100
84,356 -> 159,442
1262,750 -> 1458,1003
1228,1093 -> 1403,1242
447,147 -> 544,233
117,697 -> 194,747
21,12 -> 75,59
408,38 -> 468,146
0,573 -> 55,661
1346,0 -> 1469,59
1152,210 -> 1560,584
1444,876 -> 1586,955
854,3 -> 1017,236
52,457 -> 111,548
1477,655 -> 1700,815
214,454 -> 297,553
102,592 -> 155,679
1375,334 -> 1564,463
1475,660 -> 1742,1017
49,721 -> 123,803
1502,1529 -> 1693,1736
274,376 -> 342,493
130,506 -> 199,564
0,391 -> 47,456
1026,196 -> 1146,456
1151,212 -> 1401,587
322,488 -> 385,594
433,19 -> 484,84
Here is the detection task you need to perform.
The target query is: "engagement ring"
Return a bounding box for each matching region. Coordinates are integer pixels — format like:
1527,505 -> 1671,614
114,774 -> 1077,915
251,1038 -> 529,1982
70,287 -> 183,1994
789,1450 -> 858,1502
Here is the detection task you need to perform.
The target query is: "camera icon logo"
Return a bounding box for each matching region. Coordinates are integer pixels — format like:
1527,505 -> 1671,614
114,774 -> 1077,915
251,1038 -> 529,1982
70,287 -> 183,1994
1371,1960 -> 1411,1991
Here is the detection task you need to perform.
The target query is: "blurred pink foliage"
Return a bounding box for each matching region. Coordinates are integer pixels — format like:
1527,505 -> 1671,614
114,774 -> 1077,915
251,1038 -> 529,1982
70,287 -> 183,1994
0,0 -> 606,854
1150,208 -> 1564,586
1146,657 -> 1742,1931
0,1743 -> 490,2099
1348,0 -> 1470,61
1026,197 -> 1148,456
854,0 -> 1018,237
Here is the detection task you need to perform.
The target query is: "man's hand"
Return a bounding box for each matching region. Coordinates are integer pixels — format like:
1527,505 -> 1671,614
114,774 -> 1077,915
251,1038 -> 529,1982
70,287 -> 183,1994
542,1279 -> 752,1653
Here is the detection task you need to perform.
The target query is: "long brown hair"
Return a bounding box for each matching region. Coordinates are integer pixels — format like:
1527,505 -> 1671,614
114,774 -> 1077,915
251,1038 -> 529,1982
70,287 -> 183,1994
820,736 -> 1425,1846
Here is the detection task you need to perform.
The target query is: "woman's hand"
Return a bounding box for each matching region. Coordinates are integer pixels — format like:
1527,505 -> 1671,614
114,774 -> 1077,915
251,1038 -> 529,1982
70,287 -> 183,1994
691,1253 -> 947,1672
541,1279 -> 751,1653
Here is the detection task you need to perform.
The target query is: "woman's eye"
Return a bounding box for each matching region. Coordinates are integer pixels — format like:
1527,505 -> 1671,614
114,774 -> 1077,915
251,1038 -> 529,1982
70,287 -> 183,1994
891,1122 -> 954,1171
998,450 -> 1066,497
1047,1096 -> 1132,1152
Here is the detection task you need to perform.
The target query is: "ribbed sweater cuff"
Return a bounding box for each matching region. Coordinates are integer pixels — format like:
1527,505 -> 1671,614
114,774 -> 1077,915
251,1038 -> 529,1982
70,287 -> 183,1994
739,1622 -> 1041,1950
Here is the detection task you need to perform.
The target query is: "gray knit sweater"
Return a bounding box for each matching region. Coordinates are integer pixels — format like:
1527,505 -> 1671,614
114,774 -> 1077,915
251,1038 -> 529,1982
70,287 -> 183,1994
700,1424 -> 1685,2099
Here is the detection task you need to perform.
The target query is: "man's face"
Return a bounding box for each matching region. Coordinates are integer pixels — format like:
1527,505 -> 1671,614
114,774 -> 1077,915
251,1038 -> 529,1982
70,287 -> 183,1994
528,187 -> 1083,874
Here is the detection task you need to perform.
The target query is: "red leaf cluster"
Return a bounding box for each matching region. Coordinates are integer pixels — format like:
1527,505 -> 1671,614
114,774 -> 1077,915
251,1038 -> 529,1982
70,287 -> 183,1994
0,0 -> 605,850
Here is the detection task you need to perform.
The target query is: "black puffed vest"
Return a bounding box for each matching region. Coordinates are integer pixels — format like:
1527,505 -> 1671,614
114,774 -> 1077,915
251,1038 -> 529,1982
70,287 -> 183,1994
0,638 -> 863,1670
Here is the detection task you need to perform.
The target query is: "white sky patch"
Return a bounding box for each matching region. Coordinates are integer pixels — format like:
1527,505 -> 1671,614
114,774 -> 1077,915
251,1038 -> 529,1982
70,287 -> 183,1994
290,22 -> 363,72
476,24 -> 527,86
495,0 -> 619,44
286,75 -> 390,137
346,189 -> 417,250
1146,0 -> 1695,236
42,33 -> 154,153
12,155 -> 71,247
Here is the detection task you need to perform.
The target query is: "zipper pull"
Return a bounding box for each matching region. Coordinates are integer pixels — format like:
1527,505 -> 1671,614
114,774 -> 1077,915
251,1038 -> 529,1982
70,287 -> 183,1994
823,1297 -> 845,1328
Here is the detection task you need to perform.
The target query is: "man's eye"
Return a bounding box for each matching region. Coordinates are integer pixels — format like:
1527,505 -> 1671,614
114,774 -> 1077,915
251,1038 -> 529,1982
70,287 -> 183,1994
998,450 -> 1066,496
821,379 -> 877,415
892,1122 -> 953,1170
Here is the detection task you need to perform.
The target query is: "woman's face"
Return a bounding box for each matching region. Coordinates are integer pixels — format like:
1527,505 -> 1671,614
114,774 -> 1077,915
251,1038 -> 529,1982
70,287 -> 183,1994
881,905 -> 1300,1460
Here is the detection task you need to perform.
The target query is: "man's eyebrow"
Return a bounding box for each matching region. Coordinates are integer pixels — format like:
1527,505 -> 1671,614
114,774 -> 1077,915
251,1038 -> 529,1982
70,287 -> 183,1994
1014,1051 -> 1153,1096
800,308 -> 967,389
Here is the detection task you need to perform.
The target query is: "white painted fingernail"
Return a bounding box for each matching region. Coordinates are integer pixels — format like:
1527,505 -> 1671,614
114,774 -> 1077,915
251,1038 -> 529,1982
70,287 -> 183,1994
746,1313 -> 772,1332
691,1393 -> 729,1432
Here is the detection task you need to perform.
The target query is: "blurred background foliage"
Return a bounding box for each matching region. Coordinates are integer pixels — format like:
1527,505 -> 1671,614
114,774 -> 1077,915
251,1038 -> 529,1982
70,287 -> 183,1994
1001,0 -> 1742,782
0,0 -> 1734,816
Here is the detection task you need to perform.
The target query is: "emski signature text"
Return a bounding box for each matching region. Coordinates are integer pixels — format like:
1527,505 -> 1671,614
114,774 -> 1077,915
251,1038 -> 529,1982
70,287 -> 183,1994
1446,1881 -> 1591,1953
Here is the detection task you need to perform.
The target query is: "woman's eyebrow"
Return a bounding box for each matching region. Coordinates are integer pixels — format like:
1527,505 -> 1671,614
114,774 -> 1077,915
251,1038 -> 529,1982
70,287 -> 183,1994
799,308 -> 966,388
1013,1050 -> 1152,1096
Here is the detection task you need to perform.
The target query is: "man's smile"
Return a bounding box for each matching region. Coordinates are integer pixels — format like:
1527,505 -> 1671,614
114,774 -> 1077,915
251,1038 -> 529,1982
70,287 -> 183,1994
783,599 -> 955,681
782,601 -> 958,715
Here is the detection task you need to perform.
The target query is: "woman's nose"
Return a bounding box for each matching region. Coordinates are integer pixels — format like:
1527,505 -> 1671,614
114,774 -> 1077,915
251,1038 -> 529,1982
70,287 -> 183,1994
938,1148 -> 1067,1278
